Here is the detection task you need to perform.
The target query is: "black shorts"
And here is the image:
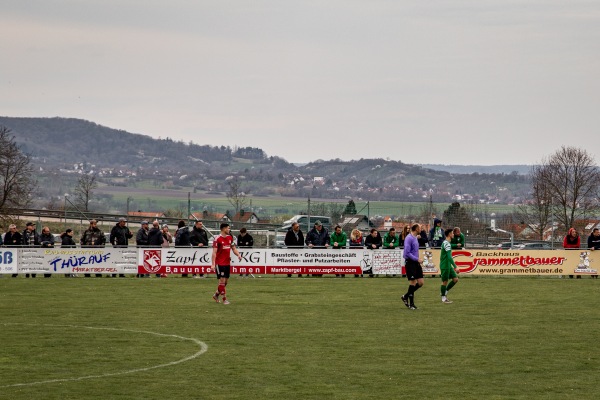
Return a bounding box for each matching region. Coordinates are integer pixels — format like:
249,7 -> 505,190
404,259 -> 424,280
215,265 -> 231,279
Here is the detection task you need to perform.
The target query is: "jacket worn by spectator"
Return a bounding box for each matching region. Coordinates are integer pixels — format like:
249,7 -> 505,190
190,226 -> 209,247
364,233 -> 382,249
450,233 -> 466,249
429,219 -> 444,248
330,231 -> 347,249
417,229 -> 429,248
81,227 -> 106,246
4,231 -> 22,247
383,232 -> 400,248
22,229 -> 40,246
237,233 -> 254,248
39,232 -> 55,248
110,224 -> 133,247
284,228 -> 304,248
588,233 -> 600,250
175,226 -> 191,246
136,228 -> 149,246
148,226 -> 163,246
306,227 -> 330,247
61,233 -> 76,248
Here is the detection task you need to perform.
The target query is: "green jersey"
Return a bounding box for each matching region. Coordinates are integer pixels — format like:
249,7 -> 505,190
440,240 -> 458,270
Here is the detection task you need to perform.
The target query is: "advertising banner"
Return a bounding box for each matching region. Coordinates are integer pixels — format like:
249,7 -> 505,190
17,248 -> 138,275
0,249 -> 18,274
442,249 -> 598,276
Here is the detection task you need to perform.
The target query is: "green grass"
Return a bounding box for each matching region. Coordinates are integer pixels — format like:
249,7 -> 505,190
1,276 -> 598,399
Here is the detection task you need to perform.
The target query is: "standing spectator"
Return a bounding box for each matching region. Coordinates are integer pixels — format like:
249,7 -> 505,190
588,228 -> 600,279
440,228 -> 460,303
211,223 -> 242,305
22,222 -> 40,278
136,221 -> 150,246
330,225 -> 347,277
383,228 -> 400,249
0,231 -> 2,246
147,220 -> 163,277
450,227 -> 466,249
363,228 -> 382,277
110,217 -> 133,247
306,220 -> 330,277
109,217 -> 132,277
401,223 -> 425,310
400,225 -> 411,246
5,224 -> 22,277
161,224 -> 173,247
350,229 -> 365,277
80,219 -> 105,277
5,224 -> 22,247
429,218 -> 444,248
175,220 -> 191,277
39,226 -> 54,278
237,227 -> 253,277
60,229 -> 77,277
175,220 -> 191,247
190,220 -> 209,278
284,222 -> 304,277
564,228 -> 581,279
417,226 -> 429,248
588,228 -> 600,250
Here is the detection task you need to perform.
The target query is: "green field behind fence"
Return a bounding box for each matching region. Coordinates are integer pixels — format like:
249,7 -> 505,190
1,276 -> 598,399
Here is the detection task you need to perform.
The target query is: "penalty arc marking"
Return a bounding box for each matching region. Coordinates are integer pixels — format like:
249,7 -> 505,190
0,323 -> 208,388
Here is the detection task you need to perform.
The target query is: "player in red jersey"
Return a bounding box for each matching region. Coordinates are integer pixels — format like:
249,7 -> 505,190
212,223 -> 242,305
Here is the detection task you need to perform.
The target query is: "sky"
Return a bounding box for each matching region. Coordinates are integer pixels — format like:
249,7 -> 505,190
1,1 -> 599,165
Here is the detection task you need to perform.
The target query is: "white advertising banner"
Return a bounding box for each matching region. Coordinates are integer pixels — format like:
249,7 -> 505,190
0,248 -> 18,274
17,248 -> 138,275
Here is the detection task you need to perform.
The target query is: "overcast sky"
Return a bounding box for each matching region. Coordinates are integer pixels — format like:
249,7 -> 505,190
2,1 -> 599,165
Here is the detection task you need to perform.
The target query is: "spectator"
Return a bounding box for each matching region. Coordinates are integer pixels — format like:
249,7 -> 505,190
305,220 -> 330,277
429,218 -> 444,248
146,220 -> 164,277
564,228 -> 581,279
330,225 -> 347,277
39,226 -> 54,278
135,221 -> 150,277
5,224 -> 22,277
237,227 -> 254,277
350,229 -> 365,277
588,228 -> 600,279
400,225 -> 411,246
383,227 -> 400,249
363,228 -> 382,277
450,227 -> 466,249
417,226 -> 429,248
60,229 -> 77,277
284,222 -> 304,277
109,217 -> 132,277
80,219 -> 105,277
22,222 -> 40,278
190,220 -> 209,278
175,220 -> 191,278
110,217 -> 133,247
161,224 -> 173,248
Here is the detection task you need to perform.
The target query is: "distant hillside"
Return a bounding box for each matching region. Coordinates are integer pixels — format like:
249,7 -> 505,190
1,116 -> 531,205
421,164 -> 531,175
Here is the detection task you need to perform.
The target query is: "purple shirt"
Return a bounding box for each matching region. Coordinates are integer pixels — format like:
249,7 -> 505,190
404,234 -> 419,262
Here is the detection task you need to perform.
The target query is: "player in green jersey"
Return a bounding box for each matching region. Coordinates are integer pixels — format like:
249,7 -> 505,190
440,228 -> 459,303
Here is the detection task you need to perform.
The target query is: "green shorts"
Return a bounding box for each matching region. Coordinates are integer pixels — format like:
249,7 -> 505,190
440,267 -> 458,281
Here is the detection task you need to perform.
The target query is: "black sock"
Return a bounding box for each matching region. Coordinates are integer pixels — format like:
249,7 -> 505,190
412,283 -> 421,293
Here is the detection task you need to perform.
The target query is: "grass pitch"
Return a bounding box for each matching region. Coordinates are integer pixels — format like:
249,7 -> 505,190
0,275 -> 598,399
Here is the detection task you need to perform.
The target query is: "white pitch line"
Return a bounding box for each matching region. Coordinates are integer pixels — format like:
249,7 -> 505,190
0,323 -> 208,388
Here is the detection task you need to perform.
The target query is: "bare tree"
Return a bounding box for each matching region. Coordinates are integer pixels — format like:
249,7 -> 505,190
0,126 -> 36,219
74,173 -> 98,212
532,146 -> 600,232
516,165 -> 553,240
226,175 -> 249,216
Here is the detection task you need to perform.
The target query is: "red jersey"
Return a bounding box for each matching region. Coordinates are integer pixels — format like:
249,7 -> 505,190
213,234 -> 235,266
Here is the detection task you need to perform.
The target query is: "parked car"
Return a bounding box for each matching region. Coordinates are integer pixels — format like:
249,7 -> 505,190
517,242 -> 553,250
496,242 -> 522,250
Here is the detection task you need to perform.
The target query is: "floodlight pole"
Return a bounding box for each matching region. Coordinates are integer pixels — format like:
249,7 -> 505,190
492,227 -> 514,248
